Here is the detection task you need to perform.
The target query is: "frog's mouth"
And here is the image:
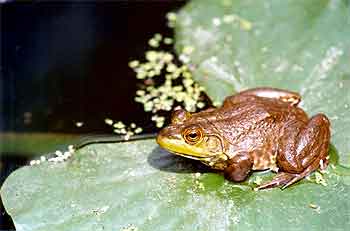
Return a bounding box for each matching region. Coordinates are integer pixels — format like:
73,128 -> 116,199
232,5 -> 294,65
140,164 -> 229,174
169,151 -> 208,161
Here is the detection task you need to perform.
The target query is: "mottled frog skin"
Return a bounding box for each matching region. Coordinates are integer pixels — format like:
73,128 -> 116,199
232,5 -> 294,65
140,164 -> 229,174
157,88 -> 330,189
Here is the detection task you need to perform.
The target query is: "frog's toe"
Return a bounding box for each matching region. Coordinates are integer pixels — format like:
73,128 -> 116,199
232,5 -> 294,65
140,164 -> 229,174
280,175 -> 305,189
257,172 -> 296,190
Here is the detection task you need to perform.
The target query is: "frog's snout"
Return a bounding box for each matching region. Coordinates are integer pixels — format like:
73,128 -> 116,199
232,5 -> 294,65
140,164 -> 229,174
156,130 -> 166,147
157,127 -> 181,143
156,127 -> 182,148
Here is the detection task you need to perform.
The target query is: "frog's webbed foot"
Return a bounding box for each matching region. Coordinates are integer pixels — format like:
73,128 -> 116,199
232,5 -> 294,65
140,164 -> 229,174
256,172 -> 297,190
258,155 -> 328,190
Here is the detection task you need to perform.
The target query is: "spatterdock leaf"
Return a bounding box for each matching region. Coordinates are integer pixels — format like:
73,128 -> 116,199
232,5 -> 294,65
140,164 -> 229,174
1,140 -> 350,231
175,0 -> 350,165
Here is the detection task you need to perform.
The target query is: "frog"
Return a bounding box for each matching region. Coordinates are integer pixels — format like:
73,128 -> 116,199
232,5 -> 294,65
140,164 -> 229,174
156,87 -> 331,189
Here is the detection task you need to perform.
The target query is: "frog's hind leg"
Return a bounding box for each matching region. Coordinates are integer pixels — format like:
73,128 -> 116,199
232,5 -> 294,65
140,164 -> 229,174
258,157 -> 329,190
280,157 -> 327,189
280,114 -> 330,172
258,114 -> 330,190
257,172 -> 297,190
258,158 -> 326,190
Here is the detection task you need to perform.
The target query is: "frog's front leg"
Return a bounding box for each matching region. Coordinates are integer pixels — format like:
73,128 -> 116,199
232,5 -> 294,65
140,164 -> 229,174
258,114 -> 330,190
224,153 -> 253,182
224,87 -> 301,106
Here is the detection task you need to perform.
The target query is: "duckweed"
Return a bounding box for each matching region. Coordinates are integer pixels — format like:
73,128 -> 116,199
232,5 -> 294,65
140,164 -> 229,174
129,29 -> 207,128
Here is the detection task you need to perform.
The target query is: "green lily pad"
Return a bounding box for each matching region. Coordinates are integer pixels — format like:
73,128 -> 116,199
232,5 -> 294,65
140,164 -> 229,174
1,139 -> 350,231
2,1 -> 350,230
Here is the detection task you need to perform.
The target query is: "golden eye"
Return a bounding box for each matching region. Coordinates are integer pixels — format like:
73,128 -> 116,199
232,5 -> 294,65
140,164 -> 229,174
183,127 -> 203,144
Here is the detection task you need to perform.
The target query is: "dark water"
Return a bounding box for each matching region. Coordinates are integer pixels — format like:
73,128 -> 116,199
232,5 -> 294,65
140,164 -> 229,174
0,1 -> 187,229
2,1 -> 187,133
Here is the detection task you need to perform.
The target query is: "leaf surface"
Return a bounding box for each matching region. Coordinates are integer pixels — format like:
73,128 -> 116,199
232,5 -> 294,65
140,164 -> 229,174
1,140 -> 350,231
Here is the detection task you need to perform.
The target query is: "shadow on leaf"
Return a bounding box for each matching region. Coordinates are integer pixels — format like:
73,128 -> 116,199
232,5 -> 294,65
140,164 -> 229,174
147,146 -> 212,174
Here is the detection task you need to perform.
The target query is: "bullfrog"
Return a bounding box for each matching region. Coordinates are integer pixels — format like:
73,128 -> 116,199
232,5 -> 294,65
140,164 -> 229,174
156,87 -> 331,189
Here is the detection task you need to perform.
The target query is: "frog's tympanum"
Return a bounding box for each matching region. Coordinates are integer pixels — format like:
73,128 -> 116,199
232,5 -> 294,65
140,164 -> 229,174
157,88 -> 330,189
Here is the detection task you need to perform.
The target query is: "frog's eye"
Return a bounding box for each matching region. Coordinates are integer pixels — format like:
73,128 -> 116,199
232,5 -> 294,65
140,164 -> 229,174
183,127 -> 203,144
171,106 -> 191,124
